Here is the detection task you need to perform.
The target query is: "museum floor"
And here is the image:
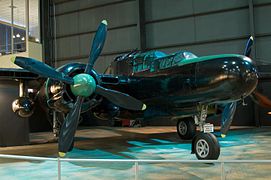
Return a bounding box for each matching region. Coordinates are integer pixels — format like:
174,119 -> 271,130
0,126 -> 271,179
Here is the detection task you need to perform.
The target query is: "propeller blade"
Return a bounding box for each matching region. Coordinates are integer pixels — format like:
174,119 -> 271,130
58,96 -> 84,157
244,36 -> 254,57
250,91 -> 271,108
12,56 -> 74,85
220,102 -> 237,137
85,20 -> 108,74
95,85 -> 146,111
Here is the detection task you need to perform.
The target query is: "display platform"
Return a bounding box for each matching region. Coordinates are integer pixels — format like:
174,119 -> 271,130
0,126 -> 271,179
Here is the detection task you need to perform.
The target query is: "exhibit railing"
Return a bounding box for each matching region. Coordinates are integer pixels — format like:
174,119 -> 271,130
0,154 -> 271,180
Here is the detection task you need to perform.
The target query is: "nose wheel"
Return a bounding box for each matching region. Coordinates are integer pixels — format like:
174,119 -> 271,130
177,105 -> 221,160
192,132 -> 220,160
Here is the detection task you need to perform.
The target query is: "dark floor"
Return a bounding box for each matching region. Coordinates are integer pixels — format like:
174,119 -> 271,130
0,126 -> 271,179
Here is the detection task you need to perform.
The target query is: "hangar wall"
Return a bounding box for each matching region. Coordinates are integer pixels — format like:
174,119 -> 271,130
52,0 -> 140,72
49,0 -> 271,126
51,0 -> 271,70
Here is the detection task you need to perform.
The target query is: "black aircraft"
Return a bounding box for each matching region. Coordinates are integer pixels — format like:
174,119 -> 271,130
11,20 -> 260,160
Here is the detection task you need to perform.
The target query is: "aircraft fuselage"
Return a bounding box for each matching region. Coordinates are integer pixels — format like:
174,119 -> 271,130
43,51 -> 258,118
102,52 -> 258,116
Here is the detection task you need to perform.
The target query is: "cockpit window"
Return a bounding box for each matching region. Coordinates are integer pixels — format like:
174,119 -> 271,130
183,52 -> 197,60
133,50 -> 167,60
153,51 -> 167,58
132,51 -> 167,73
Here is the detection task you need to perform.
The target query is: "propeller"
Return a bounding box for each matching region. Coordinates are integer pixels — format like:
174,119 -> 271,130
11,20 -> 146,157
85,20 -> 108,73
244,36 -> 254,57
96,85 -> 146,111
58,96 -> 84,157
246,35 -> 271,108
219,36 -> 254,137
12,56 -> 74,85
58,20 -> 146,156
220,102 -> 237,138
219,89 -> 271,137
244,36 -> 271,110
251,91 -> 271,108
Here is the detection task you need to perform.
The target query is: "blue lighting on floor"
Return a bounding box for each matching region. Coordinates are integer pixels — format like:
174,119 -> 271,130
151,138 -> 173,144
127,141 -> 151,147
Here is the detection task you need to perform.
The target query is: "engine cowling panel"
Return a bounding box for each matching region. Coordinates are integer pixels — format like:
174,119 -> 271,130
44,63 -> 101,113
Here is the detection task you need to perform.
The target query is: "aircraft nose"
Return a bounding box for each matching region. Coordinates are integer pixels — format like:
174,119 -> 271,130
240,56 -> 258,83
227,56 -> 258,97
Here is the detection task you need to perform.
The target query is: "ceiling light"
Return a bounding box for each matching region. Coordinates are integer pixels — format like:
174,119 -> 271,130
16,34 -> 20,38
13,35 -> 15,38
268,112 -> 271,115
21,37 -> 25,41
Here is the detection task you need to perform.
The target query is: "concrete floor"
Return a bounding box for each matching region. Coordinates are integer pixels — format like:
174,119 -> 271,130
0,126 -> 271,179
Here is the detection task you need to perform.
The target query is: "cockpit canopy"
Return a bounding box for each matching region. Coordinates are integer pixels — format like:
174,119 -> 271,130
114,50 -> 197,63
182,51 -> 198,60
132,50 -> 197,62
133,50 -> 167,60
107,50 -> 198,75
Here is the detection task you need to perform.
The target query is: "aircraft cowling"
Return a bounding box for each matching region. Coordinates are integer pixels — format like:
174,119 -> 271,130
43,63 -> 102,114
12,97 -> 35,118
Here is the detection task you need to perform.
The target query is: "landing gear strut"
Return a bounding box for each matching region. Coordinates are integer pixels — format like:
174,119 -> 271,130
191,105 -> 220,160
52,111 -> 64,137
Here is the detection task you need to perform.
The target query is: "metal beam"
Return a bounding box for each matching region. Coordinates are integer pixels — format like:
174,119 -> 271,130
11,0 -> 14,53
136,0 -> 146,51
25,0 -> 29,52
248,0 -> 256,58
53,2 -> 57,67
248,0 -> 260,127
40,0 -> 55,66
53,0 -> 135,17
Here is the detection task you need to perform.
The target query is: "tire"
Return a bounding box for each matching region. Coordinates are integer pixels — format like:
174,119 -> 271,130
193,132 -> 220,160
176,118 -> 196,140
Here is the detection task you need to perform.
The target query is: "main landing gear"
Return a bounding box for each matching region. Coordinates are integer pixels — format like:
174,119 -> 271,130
176,105 -> 220,160
177,118 -> 196,140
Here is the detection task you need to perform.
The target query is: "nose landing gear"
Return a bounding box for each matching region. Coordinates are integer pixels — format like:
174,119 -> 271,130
193,105 -> 220,160
176,105 -> 221,160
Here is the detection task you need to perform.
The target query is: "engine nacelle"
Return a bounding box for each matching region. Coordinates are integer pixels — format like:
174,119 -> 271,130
12,97 -> 35,118
44,63 -> 101,113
